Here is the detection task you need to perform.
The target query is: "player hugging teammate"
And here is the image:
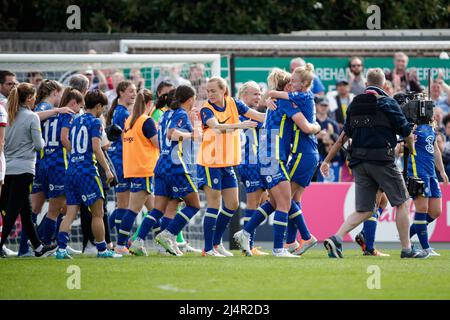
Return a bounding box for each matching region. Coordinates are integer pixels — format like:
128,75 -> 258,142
0,62 -> 444,260
234,66 -> 321,257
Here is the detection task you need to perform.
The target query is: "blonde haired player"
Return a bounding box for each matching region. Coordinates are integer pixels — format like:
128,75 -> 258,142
267,63 -> 320,256
198,77 -> 265,256
236,81 -> 269,256
234,67 -> 321,257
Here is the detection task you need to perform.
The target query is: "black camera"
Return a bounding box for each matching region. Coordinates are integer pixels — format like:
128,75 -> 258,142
97,149 -> 118,188
393,92 -> 434,125
105,124 -> 123,142
406,176 -> 425,198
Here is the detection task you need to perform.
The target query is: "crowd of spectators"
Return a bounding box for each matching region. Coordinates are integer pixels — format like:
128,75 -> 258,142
1,51 -> 449,183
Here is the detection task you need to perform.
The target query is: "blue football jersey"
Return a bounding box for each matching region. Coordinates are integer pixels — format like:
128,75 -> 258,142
409,124 -> 436,177
35,102 -> 55,162
68,113 -> 103,176
108,104 -> 129,155
288,91 -> 318,155
259,99 -> 298,165
239,115 -> 262,166
44,112 -> 76,170
155,108 -> 194,175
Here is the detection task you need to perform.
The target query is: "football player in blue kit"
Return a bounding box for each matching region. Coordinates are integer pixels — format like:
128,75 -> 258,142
20,80 -> 75,256
237,81 -> 269,256
105,80 -> 136,236
130,85 -> 202,256
268,64 -> 320,256
408,120 -> 448,256
56,90 -> 120,259
234,68 -> 321,257
37,87 -> 84,248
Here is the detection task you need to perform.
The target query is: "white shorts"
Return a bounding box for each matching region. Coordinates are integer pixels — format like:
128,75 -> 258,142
0,153 -> 5,183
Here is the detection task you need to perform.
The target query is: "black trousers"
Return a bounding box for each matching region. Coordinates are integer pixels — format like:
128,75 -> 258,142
0,173 -> 41,249
80,199 -> 111,250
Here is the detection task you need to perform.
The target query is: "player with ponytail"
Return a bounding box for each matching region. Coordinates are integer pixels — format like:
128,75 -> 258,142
114,89 -> 159,255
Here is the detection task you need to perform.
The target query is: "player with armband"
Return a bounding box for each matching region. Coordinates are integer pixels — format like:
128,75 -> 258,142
407,120 -> 448,256
115,89 -> 159,255
56,90 -> 120,259
130,85 -> 201,256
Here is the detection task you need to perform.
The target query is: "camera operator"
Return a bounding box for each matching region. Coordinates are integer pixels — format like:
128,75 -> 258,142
320,68 -> 428,259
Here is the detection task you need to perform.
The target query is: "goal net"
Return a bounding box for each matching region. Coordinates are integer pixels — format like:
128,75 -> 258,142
0,53 -> 221,254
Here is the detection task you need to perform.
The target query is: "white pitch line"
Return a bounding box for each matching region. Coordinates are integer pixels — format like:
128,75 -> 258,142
157,284 -> 197,293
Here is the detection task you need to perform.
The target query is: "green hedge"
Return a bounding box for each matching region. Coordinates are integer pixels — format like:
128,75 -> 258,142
0,0 -> 448,33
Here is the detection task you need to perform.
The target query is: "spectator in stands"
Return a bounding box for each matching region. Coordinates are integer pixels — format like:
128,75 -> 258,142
155,65 -> 191,90
347,57 -> 365,95
385,52 -> 422,93
384,80 -> 395,97
430,71 -> 450,113
85,49 -> 108,91
315,97 -> 339,157
290,58 -> 325,96
100,68 -> 115,91
69,74 -> 89,96
105,72 -> 125,108
189,63 -> 207,100
328,80 -> 355,130
84,69 -> 108,92
0,71 -> 17,107
314,96 -> 346,182
27,72 -> 44,88
433,106 -> 445,133
130,68 -> 145,91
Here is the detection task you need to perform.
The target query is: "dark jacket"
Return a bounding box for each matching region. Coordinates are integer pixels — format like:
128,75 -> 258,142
343,86 -> 412,168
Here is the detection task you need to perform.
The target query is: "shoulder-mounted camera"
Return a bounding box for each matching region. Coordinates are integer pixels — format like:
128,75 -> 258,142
105,124 -> 123,142
393,92 -> 434,125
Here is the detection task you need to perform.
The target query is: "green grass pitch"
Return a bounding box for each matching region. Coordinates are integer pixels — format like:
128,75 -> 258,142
1,249 -> 449,300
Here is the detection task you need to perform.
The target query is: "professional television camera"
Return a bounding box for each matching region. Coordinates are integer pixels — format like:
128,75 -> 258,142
393,92 -> 435,125
394,92 -> 434,197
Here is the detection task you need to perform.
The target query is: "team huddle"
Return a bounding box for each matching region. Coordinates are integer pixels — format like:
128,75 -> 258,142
0,62 -> 443,259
